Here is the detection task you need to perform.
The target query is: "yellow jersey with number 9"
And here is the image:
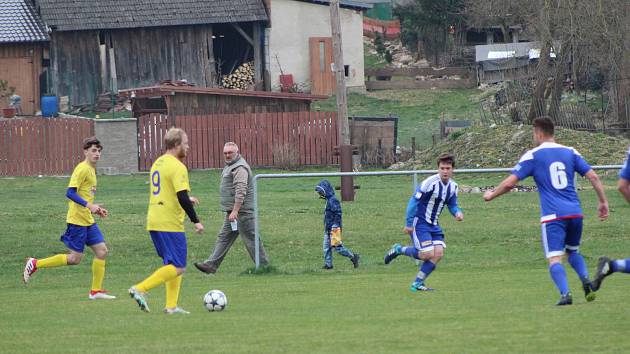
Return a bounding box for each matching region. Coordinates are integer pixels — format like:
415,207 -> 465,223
66,161 -> 96,226
147,154 -> 190,232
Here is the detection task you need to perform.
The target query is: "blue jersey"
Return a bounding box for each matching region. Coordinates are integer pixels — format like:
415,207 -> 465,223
406,174 -> 460,226
512,142 -> 591,222
620,147 -> 630,181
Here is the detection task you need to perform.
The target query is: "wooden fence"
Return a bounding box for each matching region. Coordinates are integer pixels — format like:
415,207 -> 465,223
0,117 -> 94,176
138,111 -> 340,171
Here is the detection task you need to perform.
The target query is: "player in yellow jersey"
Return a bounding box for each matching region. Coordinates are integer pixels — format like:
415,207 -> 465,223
129,128 -> 204,314
23,137 -> 115,300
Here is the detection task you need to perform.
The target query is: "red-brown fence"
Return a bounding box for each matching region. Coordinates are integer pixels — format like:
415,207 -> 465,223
138,111 -> 340,170
0,117 -> 94,176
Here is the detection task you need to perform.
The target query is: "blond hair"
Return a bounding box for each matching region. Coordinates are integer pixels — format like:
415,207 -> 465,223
165,128 -> 186,150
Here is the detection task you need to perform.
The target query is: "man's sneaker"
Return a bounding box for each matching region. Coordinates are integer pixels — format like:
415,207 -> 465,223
410,280 -> 434,292
194,262 -> 216,274
384,244 -> 402,265
351,253 -> 360,268
592,256 -> 612,291
322,265 -> 333,270
23,258 -> 37,284
128,287 -> 150,313
556,292 -> 573,306
89,290 -> 116,300
582,280 -> 597,302
164,307 -> 190,315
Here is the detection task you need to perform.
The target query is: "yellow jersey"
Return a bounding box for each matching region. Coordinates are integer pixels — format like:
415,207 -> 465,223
146,154 -> 190,232
66,161 -> 96,226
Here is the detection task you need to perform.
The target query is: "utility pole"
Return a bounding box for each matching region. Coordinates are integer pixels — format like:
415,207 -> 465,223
330,0 -> 354,201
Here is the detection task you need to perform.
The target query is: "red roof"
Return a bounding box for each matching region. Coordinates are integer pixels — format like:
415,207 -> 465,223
119,85 -> 328,101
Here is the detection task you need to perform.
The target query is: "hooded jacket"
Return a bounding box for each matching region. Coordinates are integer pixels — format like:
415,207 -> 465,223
316,180 -> 342,232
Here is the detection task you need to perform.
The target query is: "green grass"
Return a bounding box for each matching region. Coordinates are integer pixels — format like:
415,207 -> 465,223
312,89 -> 481,149
2,170 -> 630,353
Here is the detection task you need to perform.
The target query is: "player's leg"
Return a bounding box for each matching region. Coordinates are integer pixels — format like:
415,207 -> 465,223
238,213 -> 269,266
24,225 -> 86,283
129,232 -> 184,312
333,243 -> 360,268
593,257 -> 630,290
410,230 -> 439,292
195,216 -> 238,274
164,275 -> 189,314
322,232 -> 334,269
86,224 -> 115,299
564,218 -> 596,301
542,221 -> 572,305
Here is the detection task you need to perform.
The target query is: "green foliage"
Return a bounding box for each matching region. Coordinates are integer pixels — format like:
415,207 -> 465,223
1,171 -> 630,352
312,89 -> 481,148
394,0 -> 466,63
384,49 -> 393,64
374,33 -> 386,56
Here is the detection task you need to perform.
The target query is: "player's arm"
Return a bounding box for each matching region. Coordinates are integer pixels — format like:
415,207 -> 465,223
66,187 -> 105,216
176,190 -> 203,233
403,194 -> 418,234
584,169 -> 609,220
330,199 -> 342,230
483,174 -> 518,202
447,193 -> 463,221
619,178 -> 630,204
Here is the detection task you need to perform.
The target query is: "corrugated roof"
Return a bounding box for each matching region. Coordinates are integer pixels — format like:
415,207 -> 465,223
35,0 -> 268,32
0,0 -> 49,43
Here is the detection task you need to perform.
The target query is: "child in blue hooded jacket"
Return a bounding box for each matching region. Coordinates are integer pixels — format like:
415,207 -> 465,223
316,180 -> 360,270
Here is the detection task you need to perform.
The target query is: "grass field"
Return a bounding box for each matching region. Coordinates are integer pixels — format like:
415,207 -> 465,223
2,170 -> 630,353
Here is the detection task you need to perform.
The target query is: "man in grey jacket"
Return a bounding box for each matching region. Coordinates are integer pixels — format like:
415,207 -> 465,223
194,142 -> 269,274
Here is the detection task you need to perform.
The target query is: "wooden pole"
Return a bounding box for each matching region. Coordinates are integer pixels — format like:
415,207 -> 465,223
330,0 -> 353,201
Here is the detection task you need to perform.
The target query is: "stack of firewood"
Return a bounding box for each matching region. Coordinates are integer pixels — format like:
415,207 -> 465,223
221,62 -> 255,90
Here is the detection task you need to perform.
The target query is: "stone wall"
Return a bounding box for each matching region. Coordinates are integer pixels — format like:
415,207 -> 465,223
94,119 -> 138,175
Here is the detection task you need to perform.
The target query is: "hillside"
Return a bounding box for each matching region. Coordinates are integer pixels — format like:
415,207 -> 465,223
393,125 -> 630,169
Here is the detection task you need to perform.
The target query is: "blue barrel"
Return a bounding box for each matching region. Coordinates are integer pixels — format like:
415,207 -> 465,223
41,95 -> 58,117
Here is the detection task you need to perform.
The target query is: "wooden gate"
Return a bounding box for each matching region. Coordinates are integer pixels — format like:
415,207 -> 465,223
0,57 -> 36,114
137,112 -> 340,170
309,37 -> 335,96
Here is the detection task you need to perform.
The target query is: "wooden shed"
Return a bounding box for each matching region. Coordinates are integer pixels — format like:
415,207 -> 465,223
0,0 -> 49,115
120,85 -> 327,117
34,0 -> 268,108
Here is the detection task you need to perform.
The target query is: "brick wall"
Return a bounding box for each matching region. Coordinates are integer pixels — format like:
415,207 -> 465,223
95,119 -> 138,175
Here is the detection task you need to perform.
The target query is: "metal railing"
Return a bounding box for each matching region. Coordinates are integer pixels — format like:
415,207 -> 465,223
252,165 -> 623,269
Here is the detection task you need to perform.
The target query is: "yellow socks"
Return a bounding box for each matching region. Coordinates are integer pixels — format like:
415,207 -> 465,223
135,264 -> 178,293
165,275 -> 183,309
91,258 -> 106,291
37,254 -> 67,268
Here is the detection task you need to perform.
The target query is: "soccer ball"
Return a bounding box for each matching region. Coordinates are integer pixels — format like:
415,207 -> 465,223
203,290 -> 227,312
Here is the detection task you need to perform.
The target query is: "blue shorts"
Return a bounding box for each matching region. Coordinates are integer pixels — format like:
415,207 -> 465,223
541,218 -> 583,258
411,218 -> 446,252
149,231 -> 187,268
60,223 -> 104,253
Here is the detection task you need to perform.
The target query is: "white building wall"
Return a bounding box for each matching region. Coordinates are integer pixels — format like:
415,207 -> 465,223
267,0 -> 365,92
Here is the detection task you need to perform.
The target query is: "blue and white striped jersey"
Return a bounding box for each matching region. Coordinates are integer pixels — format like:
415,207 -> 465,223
620,147 -> 630,181
405,174 -> 460,226
512,142 -> 591,222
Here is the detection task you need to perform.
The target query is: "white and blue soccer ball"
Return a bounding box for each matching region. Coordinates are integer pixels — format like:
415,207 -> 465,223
203,290 -> 227,312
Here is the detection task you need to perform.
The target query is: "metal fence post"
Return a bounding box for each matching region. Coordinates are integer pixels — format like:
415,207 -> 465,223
253,175 -> 260,270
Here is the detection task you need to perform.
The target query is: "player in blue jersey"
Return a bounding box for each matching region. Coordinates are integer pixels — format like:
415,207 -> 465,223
384,154 -> 464,292
483,117 -> 609,306
592,147 -> 630,290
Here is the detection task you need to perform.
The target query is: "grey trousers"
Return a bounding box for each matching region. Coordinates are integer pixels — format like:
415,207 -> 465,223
203,212 -> 269,272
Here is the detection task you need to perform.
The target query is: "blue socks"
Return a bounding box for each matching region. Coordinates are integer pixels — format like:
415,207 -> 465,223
549,263 -> 569,295
611,259 -> 630,273
567,251 -> 589,282
415,261 -> 436,282
402,246 -> 421,260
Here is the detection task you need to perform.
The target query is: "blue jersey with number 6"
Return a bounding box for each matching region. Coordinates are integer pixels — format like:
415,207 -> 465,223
512,142 -> 591,222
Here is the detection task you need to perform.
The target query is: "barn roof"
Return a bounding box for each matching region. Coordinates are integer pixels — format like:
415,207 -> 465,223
35,0 -> 268,32
0,0 -> 49,43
